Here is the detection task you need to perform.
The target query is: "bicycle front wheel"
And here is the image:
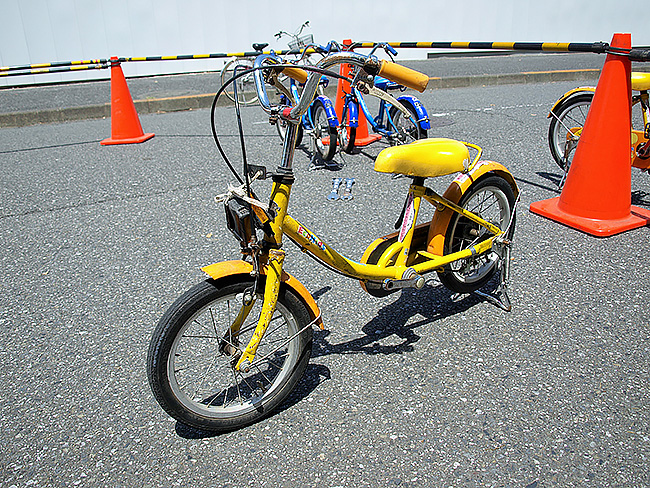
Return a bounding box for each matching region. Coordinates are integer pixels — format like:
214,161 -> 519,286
220,58 -> 259,106
311,100 -> 338,161
437,176 -> 516,294
548,92 -> 593,170
339,126 -> 356,153
389,104 -> 427,144
147,278 -> 313,432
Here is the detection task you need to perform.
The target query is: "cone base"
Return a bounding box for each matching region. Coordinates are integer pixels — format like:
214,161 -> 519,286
101,133 -> 155,146
530,197 -> 650,237
353,134 -> 382,147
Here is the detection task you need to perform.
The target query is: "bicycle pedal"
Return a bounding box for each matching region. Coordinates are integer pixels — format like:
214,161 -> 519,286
327,177 -> 342,200
341,178 -> 355,200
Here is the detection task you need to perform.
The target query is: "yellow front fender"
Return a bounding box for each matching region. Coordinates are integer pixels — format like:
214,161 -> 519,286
201,260 -> 323,329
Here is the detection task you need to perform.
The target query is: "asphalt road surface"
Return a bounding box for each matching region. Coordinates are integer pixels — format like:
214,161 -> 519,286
1,64 -> 649,487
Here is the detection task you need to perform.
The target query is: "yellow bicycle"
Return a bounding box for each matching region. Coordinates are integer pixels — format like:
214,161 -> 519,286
548,71 -> 650,186
147,50 -> 520,432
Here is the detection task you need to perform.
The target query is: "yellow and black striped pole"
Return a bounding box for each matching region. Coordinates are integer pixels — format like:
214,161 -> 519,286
350,41 -> 650,60
351,41 -> 611,53
2,41 -> 647,80
0,59 -> 109,78
118,48 -> 311,64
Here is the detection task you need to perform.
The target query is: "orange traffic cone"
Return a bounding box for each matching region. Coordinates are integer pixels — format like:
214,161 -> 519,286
101,57 -> 154,145
530,33 -> 650,236
334,40 -> 382,147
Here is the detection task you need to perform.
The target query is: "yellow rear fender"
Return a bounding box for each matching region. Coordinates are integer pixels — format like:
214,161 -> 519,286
426,161 -> 519,256
548,86 -> 595,117
201,260 -> 323,329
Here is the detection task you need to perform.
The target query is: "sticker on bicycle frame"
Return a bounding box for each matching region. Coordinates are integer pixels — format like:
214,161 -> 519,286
297,225 -> 326,251
399,193 -> 415,243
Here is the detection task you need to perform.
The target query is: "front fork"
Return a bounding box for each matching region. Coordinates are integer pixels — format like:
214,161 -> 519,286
233,169 -> 292,371
234,249 -> 285,372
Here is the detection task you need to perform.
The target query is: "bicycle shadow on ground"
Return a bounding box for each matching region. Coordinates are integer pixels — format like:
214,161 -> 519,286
531,173 -> 650,208
292,143 -> 345,172
515,171 -> 563,194
311,280 -> 489,359
173,280 -> 501,439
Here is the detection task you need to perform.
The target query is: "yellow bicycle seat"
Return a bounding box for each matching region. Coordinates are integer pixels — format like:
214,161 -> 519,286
374,138 -> 470,178
631,72 -> 650,91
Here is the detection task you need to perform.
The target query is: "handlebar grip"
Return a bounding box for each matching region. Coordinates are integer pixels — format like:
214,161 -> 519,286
281,66 -> 309,84
378,60 -> 429,93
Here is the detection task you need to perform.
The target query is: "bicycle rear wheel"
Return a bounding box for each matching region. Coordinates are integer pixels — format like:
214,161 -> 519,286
338,125 -> 356,153
389,105 -> 427,144
311,100 -> 338,161
437,176 -> 516,294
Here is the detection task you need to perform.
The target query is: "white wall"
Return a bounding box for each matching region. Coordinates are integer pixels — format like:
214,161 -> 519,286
1,0 -> 648,86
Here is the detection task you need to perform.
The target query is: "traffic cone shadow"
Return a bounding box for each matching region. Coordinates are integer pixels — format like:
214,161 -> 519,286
530,33 -> 650,236
101,57 -> 154,146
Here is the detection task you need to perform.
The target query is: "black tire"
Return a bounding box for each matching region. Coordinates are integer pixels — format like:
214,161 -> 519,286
311,100 -> 338,161
389,104 -> 428,144
147,278 -> 313,432
437,176 -> 516,294
548,92 -> 593,171
276,120 -> 304,147
337,110 -> 357,154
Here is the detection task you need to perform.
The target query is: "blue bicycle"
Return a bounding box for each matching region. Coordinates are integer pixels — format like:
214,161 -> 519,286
273,25 -> 341,161
337,43 -> 430,153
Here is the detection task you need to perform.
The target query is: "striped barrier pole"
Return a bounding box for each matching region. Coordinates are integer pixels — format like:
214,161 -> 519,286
118,48 -> 316,64
349,41 -> 650,60
2,41 -> 647,79
0,62 -> 108,78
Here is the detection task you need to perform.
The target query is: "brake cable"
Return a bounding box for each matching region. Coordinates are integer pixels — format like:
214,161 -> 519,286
211,63 -> 349,185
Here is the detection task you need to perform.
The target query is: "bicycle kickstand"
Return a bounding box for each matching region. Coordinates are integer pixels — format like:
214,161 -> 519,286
472,196 -> 519,312
473,238 -> 512,312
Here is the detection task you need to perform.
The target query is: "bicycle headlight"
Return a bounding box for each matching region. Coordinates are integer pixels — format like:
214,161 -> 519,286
224,197 -> 255,244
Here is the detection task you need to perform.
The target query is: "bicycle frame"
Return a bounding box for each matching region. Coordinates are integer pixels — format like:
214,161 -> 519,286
223,152 -> 511,371
281,181 -> 503,279
220,176 -> 507,371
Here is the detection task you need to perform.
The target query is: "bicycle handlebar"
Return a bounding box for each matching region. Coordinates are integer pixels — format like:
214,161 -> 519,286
253,51 -> 429,119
